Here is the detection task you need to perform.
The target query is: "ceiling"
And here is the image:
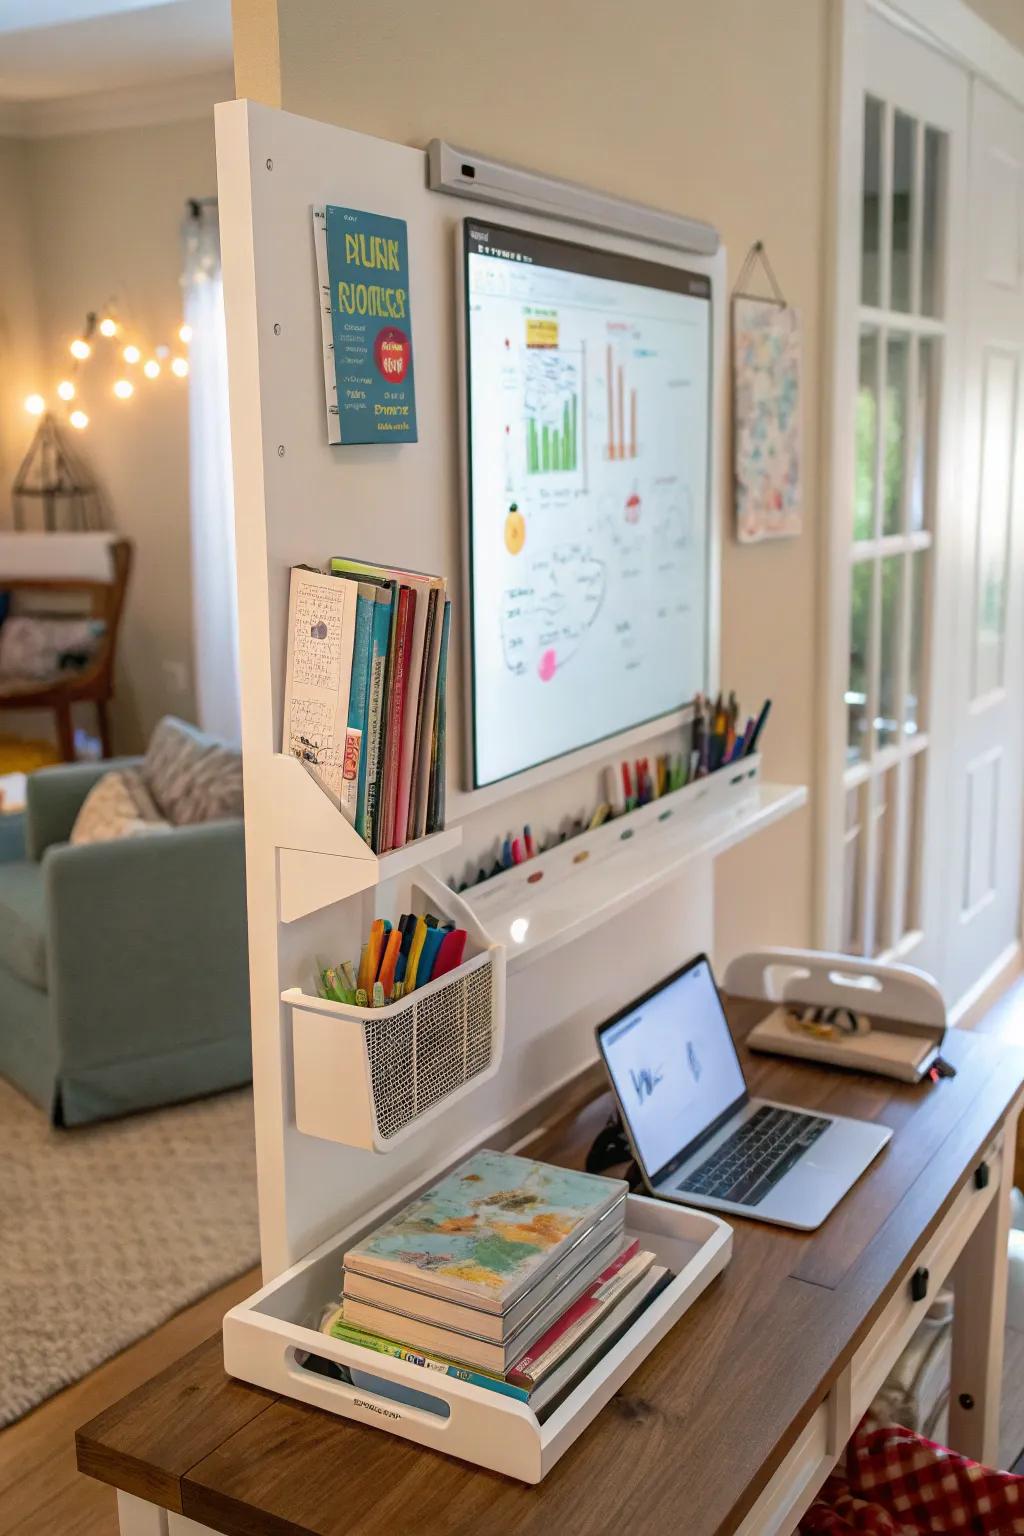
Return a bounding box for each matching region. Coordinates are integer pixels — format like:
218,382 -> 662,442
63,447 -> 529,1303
0,0 -> 232,104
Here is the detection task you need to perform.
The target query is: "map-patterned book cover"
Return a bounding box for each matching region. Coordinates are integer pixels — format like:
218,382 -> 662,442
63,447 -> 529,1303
344,1151 -> 627,1314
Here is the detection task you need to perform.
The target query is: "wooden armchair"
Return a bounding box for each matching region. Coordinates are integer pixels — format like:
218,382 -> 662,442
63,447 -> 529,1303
0,538 -> 132,760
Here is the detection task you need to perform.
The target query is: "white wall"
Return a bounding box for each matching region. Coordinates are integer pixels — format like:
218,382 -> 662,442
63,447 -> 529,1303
1,114 -> 218,752
0,136 -> 43,507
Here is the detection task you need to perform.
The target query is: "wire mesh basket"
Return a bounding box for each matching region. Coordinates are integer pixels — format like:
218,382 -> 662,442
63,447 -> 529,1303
283,882 -> 505,1152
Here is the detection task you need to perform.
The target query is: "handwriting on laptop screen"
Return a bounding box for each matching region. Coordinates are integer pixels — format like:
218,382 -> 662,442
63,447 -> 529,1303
602,961 -> 746,1176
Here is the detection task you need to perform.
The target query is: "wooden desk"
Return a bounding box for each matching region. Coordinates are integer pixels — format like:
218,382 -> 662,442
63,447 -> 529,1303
78,1003 -> 1024,1536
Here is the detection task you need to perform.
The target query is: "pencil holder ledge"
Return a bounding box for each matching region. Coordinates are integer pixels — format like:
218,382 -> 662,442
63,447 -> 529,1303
284,940 -> 505,1153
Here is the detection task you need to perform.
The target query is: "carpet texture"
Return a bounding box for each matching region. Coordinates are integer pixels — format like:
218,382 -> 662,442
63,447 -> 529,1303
0,1078 -> 259,1427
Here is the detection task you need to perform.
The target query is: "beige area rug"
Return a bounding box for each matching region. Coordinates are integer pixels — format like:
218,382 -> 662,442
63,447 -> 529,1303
0,1079 -> 259,1427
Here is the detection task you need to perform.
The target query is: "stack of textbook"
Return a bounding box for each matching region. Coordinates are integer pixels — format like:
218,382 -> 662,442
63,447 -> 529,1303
322,1150 -> 672,1420
283,558 -> 450,853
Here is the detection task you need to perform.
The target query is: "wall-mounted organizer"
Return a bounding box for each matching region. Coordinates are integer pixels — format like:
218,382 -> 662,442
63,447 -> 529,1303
224,1189 -> 732,1484
285,873 -> 505,1150
459,755 -> 805,967
217,94 -> 808,1481
271,753 -> 463,923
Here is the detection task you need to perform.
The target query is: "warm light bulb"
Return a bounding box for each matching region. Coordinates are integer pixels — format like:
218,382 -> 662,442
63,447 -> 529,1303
178,323 -> 192,344
70,410 -> 89,430
24,393 -> 45,416
99,317 -> 117,338
170,356 -> 189,378
122,344 -> 141,365
113,378 -> 134,399
143,358 -> 160,379
57,379 -> 75,402
69,338 -> 91,360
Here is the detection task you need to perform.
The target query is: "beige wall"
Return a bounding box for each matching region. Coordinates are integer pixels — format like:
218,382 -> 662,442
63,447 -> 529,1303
233,0 -> 827,960
966,0 -> 1024,54
2,115 -> 217,752
0,137 -> 43,506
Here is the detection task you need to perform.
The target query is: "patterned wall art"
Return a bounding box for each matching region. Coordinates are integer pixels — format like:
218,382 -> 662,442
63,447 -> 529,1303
732,242 -> 802,543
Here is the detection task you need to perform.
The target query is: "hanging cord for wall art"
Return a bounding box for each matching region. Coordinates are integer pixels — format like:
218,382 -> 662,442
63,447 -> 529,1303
732,240 -> 788,307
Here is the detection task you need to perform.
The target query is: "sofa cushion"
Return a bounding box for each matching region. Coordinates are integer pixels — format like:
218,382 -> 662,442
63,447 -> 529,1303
142,716 -> 243,826
70,768 -> 171,846
0,861 -> 48,990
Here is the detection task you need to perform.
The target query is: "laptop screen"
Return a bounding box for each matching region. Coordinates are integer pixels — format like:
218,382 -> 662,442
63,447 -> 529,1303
597,956 -> 748,1182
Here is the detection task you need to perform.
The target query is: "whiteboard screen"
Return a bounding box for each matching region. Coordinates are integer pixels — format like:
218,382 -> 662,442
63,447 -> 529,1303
463,218 -> 712,788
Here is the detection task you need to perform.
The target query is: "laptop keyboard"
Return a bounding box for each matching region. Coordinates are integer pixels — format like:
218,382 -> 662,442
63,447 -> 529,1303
679,1105 -> 830,1208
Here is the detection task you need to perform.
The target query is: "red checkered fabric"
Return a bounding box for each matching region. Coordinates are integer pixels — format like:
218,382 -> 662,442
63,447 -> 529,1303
800,1423 -> 1024,1534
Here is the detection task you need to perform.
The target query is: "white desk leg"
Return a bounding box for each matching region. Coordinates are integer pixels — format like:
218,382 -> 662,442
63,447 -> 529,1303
168,1515 -> 225,1534
117,1490 -> 169,1535
948,1114 -> 1019,1465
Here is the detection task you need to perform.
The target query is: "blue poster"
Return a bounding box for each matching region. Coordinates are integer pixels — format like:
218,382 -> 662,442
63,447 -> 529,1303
323,204 -> 417,445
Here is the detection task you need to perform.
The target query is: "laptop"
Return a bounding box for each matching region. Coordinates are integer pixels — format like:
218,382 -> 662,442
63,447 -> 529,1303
595,954 -> 892,1230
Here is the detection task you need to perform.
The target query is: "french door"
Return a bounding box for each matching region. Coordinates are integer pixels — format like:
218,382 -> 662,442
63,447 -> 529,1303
838,13 -> 968,981
941,77 -> 1024,1006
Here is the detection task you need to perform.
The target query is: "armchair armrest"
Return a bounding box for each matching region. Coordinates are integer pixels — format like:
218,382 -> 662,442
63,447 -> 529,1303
43,819 -> 249,1075
27,757 -> 144,860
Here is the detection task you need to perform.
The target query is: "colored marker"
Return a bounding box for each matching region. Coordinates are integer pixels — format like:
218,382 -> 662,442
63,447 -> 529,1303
501,836 -> 513,869
524,824 -> 536,858
511,837 -> 523,865
747,698 -> 772,754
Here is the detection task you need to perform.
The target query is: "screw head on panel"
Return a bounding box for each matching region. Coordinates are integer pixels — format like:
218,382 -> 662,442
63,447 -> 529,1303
266,157 -> 273,170
274,323 -> 282,335
277,444 -> 285,457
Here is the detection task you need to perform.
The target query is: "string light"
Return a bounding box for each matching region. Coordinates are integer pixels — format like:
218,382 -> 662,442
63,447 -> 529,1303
57,380 -> 76,402
26,308 -> 192,434
99,317 -> 118,338
122,344 -> 141,365
24,393 -> 45,416
113,379 -> 134,400
143,359 -> 160,379
178,323 -> 192,344
170,357 -> 189,378
69,338 -> 91,361
69,410 -> 89,430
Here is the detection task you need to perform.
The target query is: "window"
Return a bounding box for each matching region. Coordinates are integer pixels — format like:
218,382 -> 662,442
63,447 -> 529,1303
840,96 -> 946,958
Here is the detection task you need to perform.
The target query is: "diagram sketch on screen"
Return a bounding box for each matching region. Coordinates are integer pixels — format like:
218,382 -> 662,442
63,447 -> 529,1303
463,220 -> 712,787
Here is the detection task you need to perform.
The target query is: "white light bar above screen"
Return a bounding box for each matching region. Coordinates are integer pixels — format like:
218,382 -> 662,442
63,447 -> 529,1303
427,139 -> 719,257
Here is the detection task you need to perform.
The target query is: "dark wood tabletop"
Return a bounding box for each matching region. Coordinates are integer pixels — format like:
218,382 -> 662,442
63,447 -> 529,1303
77,1003 -> 1024,1536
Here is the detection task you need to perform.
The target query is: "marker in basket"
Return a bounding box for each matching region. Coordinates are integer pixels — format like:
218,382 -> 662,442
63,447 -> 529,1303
405,916 -> 429,991
524,824 -> 536,858
377,929 -> 402,999
372,981 -> 385,1007
418,924 -> 446,982
430,928 -> 466,979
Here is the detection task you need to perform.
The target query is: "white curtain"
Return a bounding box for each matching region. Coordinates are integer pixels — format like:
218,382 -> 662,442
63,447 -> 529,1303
182,201 -> 241,746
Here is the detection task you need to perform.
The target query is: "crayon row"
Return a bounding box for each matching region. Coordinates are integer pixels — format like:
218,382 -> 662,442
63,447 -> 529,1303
317,911 -> 468,1009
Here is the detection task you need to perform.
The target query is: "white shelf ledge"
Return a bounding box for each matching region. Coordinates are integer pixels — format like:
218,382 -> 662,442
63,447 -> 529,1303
456,768 -> 807,969
270,753 -> 462,922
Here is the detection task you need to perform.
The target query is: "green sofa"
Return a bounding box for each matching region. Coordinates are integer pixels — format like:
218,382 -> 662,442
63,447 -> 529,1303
0,756 -> 251,1125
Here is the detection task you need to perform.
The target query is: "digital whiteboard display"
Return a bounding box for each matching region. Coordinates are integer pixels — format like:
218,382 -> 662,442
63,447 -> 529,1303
462,218 -> 712,788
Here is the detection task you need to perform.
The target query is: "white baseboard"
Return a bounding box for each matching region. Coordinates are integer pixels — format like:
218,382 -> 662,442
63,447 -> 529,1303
949,940 -> 1023,1030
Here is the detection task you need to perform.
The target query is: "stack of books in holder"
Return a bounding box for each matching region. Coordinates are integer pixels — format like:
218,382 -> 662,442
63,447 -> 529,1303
320,1149 -> 673,1420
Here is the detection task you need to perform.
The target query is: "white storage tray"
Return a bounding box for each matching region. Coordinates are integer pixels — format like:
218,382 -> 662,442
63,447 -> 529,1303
223,1192 -> 732,1484
284,872 -> 506,1152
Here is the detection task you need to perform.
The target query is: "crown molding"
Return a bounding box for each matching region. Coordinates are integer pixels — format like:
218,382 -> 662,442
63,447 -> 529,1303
0,67 -> 234,140
871,0 -> 1024,106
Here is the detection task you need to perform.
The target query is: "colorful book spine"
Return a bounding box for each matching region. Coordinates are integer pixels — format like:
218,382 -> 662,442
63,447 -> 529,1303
378,586 -> 414,853
426,598 -> 451,834
362,585 -> 394,848
341,585 -> 374,826
508,1241 -> 645,1389
328,1317 -> 529,1402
